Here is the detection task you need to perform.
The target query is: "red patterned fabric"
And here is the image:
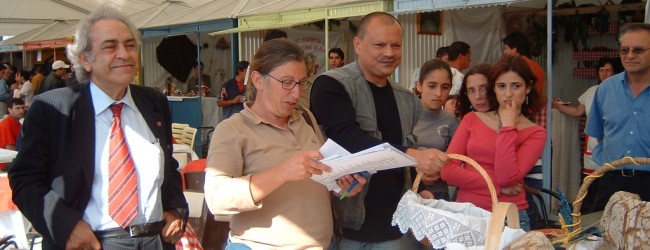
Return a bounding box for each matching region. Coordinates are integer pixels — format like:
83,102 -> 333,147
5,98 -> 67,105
108,103 -> 139,228
573,50 -> 619,61
573,68 -> 599,78
176,223 -> 204,250
532,107 -> 547,129
587,24 -> 618,35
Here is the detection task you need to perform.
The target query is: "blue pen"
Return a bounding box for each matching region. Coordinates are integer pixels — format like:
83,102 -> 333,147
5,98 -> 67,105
339,171 -> 371,200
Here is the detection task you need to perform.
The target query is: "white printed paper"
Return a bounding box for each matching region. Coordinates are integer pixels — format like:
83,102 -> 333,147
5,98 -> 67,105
313,139 -> 416,191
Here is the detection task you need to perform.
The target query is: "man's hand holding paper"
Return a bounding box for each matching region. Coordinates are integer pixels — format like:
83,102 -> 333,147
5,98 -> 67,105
406,148 -> 448,178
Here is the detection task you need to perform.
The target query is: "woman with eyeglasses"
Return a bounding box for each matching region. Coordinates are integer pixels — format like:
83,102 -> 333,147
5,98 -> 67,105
441,55 -> 547,232
551,57 -> 623,213
204,39 -> 366,249
455,64 -> 494,119
410,59 -> 459,201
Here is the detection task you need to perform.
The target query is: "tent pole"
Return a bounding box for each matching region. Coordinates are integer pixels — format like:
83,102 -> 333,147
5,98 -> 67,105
238,32 -> 243,62
542,0 -> 554,215
646,0 -> 649,23
195,32 -> 202,96
325,19 -> 330,72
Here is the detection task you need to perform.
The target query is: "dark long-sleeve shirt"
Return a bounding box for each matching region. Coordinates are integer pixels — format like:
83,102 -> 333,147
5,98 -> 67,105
310,74 -> 406,242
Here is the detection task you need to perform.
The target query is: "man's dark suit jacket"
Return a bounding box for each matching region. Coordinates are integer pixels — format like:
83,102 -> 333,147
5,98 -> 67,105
8,83 -> 188,249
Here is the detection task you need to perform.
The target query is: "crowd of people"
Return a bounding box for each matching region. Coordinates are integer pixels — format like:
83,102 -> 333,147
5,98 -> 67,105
3,5 -> 650,250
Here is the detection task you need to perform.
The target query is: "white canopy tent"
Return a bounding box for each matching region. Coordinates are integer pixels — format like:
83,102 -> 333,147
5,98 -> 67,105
0,0 -> 86,36
0,1 -> 194,71
0,0 -> 211,37
0,20 -> 79,48
51,0 -> 212,15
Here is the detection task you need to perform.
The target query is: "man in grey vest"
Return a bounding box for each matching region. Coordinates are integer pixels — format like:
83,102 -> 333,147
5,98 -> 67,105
310,12 -> 448,248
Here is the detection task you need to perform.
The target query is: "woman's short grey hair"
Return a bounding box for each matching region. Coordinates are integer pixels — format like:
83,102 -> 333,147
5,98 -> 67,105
246,39 -> 306,101
67,5 -> 140,84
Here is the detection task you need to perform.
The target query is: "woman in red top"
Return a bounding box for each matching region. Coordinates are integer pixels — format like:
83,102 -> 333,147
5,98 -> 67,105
441,55 -> 546,231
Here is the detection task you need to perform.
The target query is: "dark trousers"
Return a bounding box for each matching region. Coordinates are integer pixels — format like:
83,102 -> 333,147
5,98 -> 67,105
101,234 -> 175,250
591,170 -> 650,212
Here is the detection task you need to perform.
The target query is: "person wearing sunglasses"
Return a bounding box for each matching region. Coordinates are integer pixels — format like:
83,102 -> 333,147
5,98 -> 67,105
585,23 -> 650,212
551,57 -> 623,213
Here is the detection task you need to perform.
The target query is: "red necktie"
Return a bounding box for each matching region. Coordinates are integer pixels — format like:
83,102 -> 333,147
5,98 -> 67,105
108,103 -> 139,228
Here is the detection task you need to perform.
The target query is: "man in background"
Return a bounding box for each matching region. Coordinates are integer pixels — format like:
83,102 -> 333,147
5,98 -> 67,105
0,64 -> 10,103
436,46 -> 449,62
31,66 -> 45,94
186,61 -> 211,96
38,60 -> 69,94
328,47 -> 345,69
217,60 -> 249,120
447,41 -> 471,95
586,23 -> 650,211
0,98 -> 25,170
14,71 -> 34,107
503,31 -> 545,98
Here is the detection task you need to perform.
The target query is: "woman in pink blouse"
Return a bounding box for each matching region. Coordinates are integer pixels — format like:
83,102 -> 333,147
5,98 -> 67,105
440,55 -> 547,231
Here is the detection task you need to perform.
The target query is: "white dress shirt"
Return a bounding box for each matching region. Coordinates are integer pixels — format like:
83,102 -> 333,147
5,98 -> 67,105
450,67 -> 464,95
84,83 -> 164,230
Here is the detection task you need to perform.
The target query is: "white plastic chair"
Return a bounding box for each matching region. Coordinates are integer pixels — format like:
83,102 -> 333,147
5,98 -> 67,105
171,123 -> 189,142
181,126 -> 198,149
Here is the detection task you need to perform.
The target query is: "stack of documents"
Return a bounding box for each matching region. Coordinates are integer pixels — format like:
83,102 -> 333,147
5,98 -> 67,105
312,139 -> 417,192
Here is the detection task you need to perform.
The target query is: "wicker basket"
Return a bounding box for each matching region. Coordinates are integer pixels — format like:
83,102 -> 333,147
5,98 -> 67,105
403,154 -> 521,249
552,156 -> 650,246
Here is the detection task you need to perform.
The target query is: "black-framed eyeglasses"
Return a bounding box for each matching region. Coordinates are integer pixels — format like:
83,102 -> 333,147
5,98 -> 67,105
265,74 -> 312,90
619,47 -> 650,56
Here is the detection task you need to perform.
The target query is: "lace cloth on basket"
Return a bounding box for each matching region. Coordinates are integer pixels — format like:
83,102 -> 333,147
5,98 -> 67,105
392,190 -> 493,248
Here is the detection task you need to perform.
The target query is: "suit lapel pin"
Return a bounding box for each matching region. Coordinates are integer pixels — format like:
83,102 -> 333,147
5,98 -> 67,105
157,121 -> 162,127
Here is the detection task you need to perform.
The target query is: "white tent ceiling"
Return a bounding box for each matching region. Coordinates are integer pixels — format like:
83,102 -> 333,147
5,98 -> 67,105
0,1 -> 193,48
0,20 -> 79,47
53,0 -> 212,15
0,0 -> 85,36
142,0 -> 245,28
237,0 -> 370,16
0,0 -> 210,36
142,0 -> 371,29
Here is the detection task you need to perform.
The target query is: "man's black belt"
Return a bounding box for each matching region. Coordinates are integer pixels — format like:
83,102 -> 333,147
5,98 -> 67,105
605,169 -> 650,178
94,221 -> 165,239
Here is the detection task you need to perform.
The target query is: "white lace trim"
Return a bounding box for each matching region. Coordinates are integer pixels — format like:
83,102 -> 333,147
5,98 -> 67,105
391,191 -> 493,248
